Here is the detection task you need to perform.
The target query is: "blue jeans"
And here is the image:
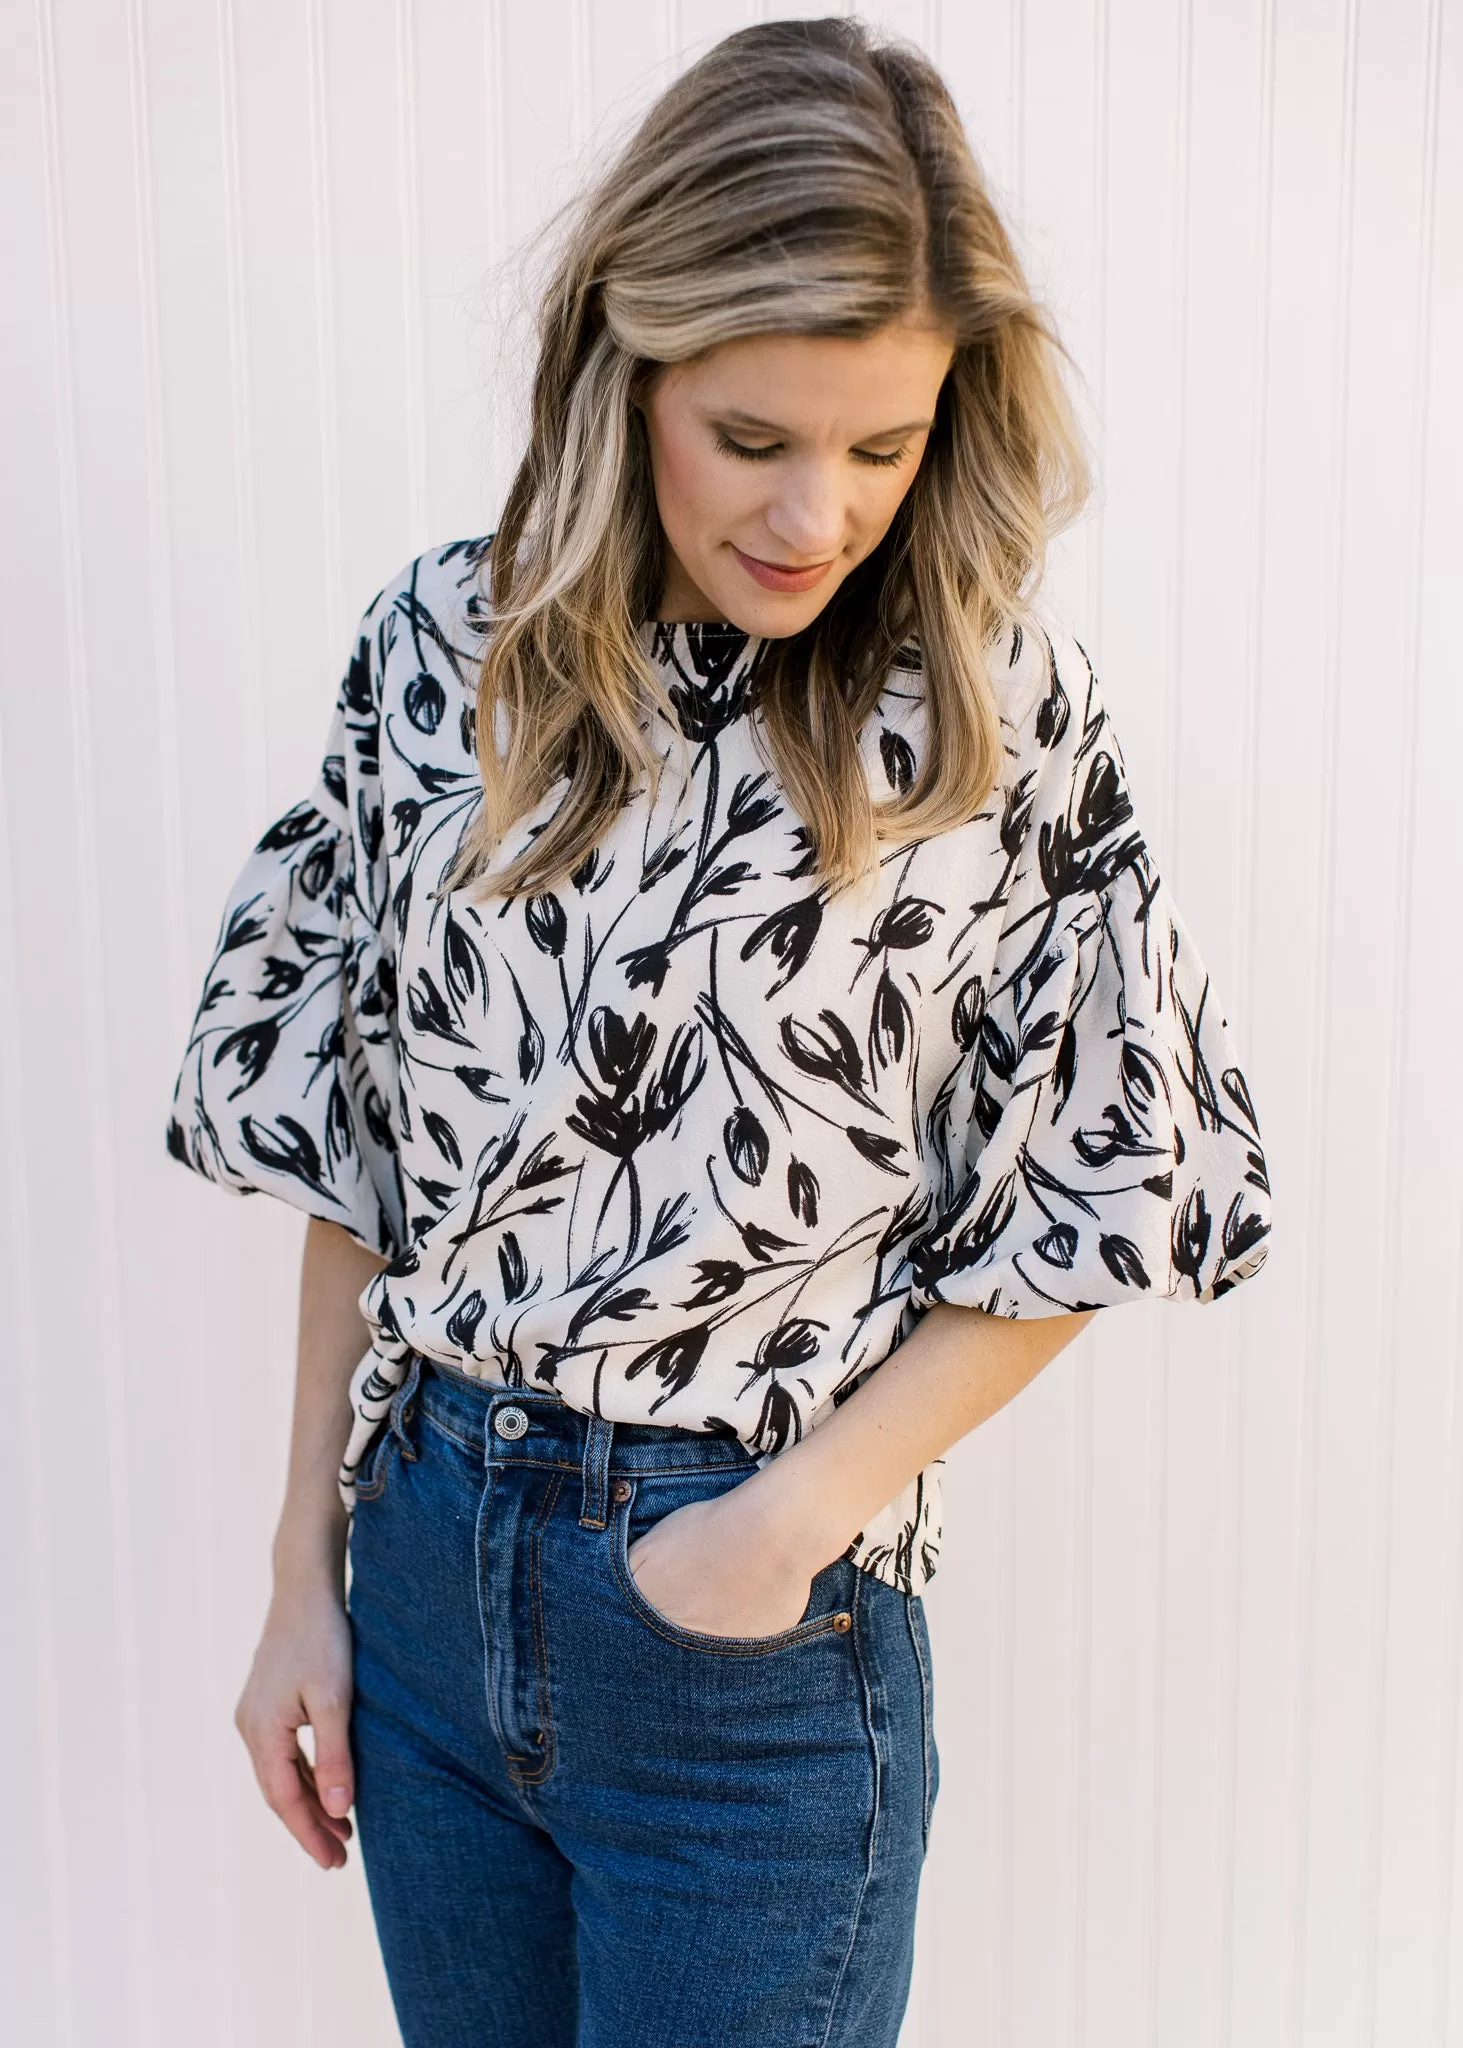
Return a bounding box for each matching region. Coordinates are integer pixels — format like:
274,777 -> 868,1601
346,1357 -> 939,2047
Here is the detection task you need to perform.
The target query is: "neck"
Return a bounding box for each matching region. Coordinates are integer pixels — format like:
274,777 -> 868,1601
652,550 -> 727,624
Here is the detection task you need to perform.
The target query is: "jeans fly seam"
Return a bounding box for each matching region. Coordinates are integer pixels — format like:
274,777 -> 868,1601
474,1465 -> 532,1808
508,1467 -> 563,1786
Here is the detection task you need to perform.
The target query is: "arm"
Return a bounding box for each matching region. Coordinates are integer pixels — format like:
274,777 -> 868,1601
233,1217 -> 388,1868
628,1303 -> 1094,1635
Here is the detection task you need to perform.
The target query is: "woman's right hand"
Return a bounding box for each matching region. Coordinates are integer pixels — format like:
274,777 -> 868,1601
237,1216 -> 387,1869
234,1570 -> 356,1870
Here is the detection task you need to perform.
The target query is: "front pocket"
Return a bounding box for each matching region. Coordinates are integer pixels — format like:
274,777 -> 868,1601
609,1474 -> 851,1658
350,1421 -> 400,1504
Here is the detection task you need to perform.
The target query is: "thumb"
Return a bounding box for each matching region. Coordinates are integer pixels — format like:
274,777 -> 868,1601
307,1687 -> 355,1819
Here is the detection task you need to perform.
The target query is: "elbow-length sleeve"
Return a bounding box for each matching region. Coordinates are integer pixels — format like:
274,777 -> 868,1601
166,608 -> 405,1258
908,631 -> 1272,1317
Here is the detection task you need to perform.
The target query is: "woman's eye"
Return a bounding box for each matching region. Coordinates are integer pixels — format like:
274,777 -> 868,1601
713,429 -> 910,470
714,430 -> 779,463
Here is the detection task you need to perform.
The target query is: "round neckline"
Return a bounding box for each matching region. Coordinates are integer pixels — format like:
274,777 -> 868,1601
636,616 -> 761,640
636,617 -> 770,741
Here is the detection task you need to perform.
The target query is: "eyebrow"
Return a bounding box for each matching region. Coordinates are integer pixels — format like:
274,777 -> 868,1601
714,409 -> 933,439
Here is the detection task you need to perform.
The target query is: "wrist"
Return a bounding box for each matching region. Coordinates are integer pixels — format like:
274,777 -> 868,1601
272,1500 -> 348,1593
737,1448 -> 859,1575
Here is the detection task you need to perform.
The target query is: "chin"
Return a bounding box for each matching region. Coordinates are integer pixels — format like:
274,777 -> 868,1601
757,596 -> 838,639
713,582 -> 840,641
751,608 -> 826,641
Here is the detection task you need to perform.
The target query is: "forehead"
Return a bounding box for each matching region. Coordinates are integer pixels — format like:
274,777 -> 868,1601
664,325 -> 954,423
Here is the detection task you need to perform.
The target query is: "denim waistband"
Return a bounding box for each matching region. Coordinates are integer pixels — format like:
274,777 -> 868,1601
389,1354 -> 758,1531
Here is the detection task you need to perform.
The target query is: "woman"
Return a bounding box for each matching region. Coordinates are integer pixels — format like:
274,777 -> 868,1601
167,18 -> 1271,2046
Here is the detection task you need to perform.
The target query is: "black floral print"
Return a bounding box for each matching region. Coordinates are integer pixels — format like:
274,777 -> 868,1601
167,539 -> 1271,1594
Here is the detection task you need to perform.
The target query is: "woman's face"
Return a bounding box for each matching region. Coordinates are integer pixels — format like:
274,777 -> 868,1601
637,321 -> 957,635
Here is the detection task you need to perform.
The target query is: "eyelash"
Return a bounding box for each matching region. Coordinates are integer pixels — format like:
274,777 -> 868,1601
712,429 -> 909,470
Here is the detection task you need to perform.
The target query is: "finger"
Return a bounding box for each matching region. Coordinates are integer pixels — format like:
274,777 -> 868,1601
294,1755 -> 354,1845
287,1756 -> 355,1859
303,1684 -> 355,1822
249,1717 -> 350,1870
274,1756 -> 351,1869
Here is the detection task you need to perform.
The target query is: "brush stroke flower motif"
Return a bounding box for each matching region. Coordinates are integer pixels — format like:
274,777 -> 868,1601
166,538 -> 1271,1599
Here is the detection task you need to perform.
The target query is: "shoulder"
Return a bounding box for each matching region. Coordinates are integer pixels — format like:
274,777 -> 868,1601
993,605 -> 1136,816
871,604 -> 1090,736
353,535 -> 496,701
993,606 -> 1113,761
870,604 -> 1114,798
998,606 -> 1148,903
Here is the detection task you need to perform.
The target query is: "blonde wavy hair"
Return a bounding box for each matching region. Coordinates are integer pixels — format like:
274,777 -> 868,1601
449,15 -> 1088,900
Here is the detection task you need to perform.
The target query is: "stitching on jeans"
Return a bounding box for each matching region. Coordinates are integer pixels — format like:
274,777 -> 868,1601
475,1466 -> 523,1786
578,1415 -> 611,1529
609,1456 -> 750,1477
350,1427 -> 398,1502
416,1397 -> 758,1474
417,1409 -> 487,1456
421,1405 -> 752,1479
814,1569 -> 880,2048
418,1409 -> 583,1464
904,1596 -> 935,1851
508,1467 -> 562,1785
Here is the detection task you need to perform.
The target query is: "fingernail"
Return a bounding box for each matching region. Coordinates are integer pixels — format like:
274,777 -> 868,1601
324,1786 -> 351,1816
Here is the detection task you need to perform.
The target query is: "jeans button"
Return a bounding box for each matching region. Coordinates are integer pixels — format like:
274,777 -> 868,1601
610,1478 -> 632,1504
493,1405 -> 530,1441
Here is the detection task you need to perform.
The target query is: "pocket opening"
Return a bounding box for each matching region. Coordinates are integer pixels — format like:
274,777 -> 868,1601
609,1474 -> 849,1658
351,1422 -> 399,1503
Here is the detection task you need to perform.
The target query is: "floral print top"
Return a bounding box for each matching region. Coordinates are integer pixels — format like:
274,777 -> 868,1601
167,536 -> 1271,1594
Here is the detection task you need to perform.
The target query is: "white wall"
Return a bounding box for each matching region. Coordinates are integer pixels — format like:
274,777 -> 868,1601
1,2 -> 1459,2043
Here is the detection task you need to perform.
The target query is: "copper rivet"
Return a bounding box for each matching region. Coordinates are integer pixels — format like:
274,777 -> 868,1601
611,1478 -> 632,1503
833,1612 -> 853,1633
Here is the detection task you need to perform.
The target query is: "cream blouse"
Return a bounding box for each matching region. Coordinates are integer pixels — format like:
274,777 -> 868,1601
167,536 -> 1272,1594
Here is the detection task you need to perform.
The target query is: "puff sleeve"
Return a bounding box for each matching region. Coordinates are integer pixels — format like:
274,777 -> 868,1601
165,608 -> 405,1258
908,632 -> 1271,1316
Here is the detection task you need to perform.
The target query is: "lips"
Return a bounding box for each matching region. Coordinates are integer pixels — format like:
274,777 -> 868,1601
731,546 -> 835,594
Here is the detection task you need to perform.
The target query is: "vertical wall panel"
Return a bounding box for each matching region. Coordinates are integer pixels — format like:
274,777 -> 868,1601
1407,20 -> 1463,2048
1301,7 -> 1440,2044
1366,4 -> 1454,2036
0,6 -> 75,2039
1,5 -> 1460,2045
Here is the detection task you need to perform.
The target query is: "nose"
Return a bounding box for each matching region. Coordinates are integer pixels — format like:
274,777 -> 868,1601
762,459 -> 847,561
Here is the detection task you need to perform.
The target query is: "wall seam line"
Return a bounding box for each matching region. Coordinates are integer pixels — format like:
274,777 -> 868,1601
1359,0 -> 1446,2038
122,0 -> 240,2033
1217,5 -> 1279,2045
1285,0 -> 1363,2036
34,0 -> 158,2036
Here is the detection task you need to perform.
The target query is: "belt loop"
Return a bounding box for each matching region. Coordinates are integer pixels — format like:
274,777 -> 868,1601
579,1414 -> 615,1529
388,1352 -> 423,1460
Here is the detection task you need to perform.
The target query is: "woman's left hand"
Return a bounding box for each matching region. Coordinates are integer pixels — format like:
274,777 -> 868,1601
626,1481 -> 829,1639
